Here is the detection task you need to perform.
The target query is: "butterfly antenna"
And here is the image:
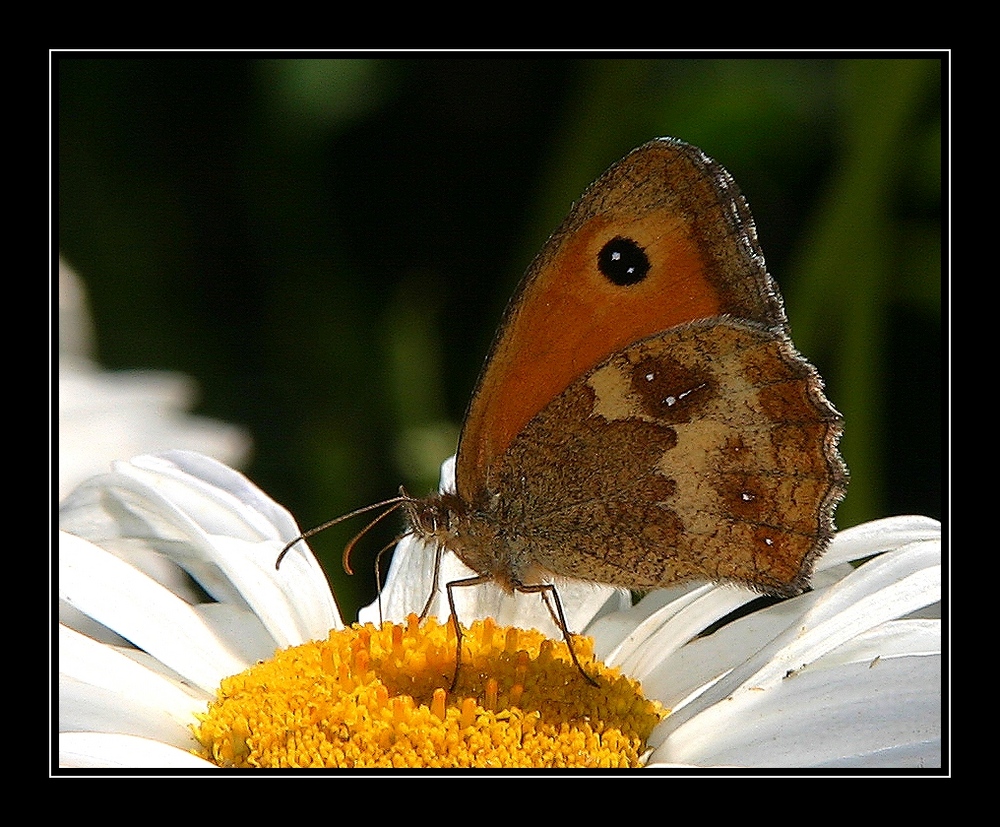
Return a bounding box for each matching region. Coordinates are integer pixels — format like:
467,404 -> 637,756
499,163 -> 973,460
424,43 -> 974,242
342,501 -> 408,575
275,495 -> 408,570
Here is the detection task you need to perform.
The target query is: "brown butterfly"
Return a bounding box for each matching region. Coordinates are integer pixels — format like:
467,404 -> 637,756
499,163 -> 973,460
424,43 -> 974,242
280,138 -> 848,688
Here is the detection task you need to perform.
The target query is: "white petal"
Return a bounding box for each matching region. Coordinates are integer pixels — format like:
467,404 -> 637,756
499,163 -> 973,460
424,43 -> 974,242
649,652 -> 940,767
819,515 -> 941,568
621,588 -> 816,711
59,260 -> 249,499
59,451 -> 341,648
643,530 -> 941,768
59,732 -> 215,769
60,533 -> 257,692
602,584 -> 756,676
664,538 -> 939,721
60,675 -> 200,750
58,360 -> 250,500
821,619 -> 941,666
57,452 -> 359,769
59,624 -> 209,729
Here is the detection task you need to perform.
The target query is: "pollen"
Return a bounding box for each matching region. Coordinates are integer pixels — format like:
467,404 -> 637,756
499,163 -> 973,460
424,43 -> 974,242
193,614 -> 666,768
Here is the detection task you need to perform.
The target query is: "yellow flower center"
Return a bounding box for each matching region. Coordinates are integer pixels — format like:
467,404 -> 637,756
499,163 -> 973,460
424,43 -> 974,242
193,614 -> 666,768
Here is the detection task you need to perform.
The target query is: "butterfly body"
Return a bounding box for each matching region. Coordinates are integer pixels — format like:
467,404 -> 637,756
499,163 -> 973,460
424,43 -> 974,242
406,138 -> 846,601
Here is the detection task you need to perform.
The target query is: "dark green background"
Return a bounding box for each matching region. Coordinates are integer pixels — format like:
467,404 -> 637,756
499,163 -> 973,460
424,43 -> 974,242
58,57 -> 943,619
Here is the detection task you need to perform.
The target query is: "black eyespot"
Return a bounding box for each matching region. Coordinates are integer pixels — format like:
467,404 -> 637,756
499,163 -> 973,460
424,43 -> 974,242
597,236 -> 650,286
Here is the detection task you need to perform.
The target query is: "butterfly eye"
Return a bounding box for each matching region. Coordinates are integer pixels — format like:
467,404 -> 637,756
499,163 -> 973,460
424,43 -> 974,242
597,236 -> 650,286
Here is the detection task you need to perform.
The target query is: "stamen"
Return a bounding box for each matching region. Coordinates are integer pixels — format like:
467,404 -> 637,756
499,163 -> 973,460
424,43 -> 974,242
193,615 -> 666,768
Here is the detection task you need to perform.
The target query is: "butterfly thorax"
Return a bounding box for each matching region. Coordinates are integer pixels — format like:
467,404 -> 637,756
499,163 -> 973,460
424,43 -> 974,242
405,491 -> 538,593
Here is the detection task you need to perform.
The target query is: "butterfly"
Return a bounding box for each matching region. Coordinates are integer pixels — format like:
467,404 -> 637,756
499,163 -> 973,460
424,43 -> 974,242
279,138 -> 848,688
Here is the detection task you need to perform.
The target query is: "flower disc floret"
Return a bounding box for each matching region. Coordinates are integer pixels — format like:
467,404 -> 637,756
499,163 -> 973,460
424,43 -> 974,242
194,614 -> 665,768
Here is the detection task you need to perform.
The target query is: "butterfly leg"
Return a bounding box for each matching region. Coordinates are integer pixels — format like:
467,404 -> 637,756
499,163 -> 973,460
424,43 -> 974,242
444,574 -> 493,691
419,542 -> 446,620
514,582 -> 599,688
442,575 -> 600,691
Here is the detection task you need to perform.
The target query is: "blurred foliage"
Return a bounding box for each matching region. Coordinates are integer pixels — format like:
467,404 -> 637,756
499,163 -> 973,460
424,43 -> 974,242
58,57 -> 943,619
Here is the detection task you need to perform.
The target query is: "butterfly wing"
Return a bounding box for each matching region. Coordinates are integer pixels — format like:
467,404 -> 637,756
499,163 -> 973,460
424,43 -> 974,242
487,317 -> 846,596
456,138 -> 788,501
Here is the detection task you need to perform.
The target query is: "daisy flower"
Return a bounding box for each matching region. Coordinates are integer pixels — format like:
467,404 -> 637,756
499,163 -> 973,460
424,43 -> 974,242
57,451 -> 941,769
58,259 -> 250,499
